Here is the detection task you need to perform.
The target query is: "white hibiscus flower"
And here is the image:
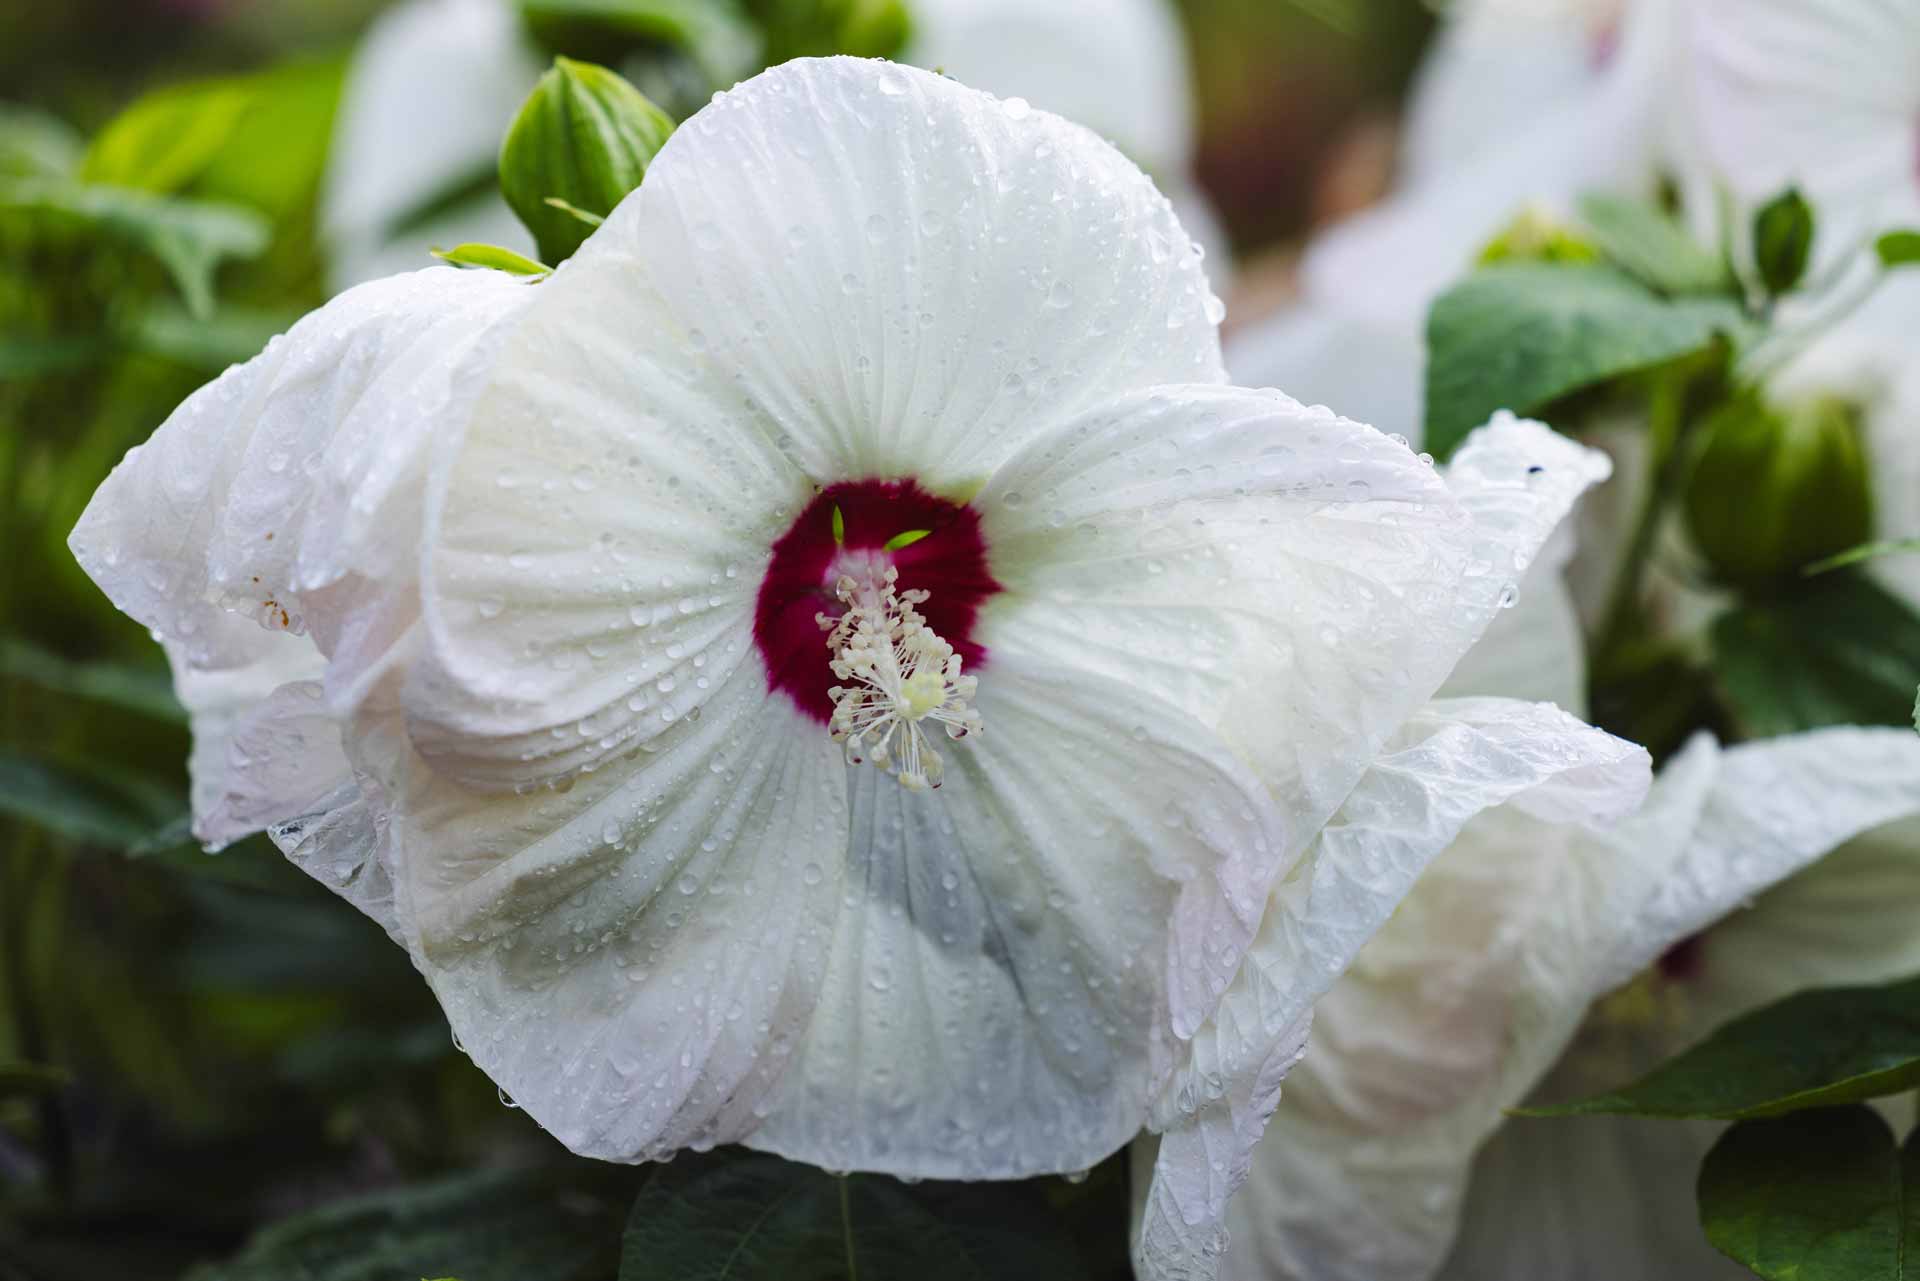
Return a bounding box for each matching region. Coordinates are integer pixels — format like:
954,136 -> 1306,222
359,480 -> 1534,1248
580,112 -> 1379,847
72,59 -> 1638,1274
321,0 -> 1228,292
1213,726 -> 1920,1281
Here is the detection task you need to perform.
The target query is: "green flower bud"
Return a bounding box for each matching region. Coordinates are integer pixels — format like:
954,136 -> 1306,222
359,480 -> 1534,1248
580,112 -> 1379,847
499,57 -> 674,265
1476,203 -> 1601,267
1684,391 -> 1874,586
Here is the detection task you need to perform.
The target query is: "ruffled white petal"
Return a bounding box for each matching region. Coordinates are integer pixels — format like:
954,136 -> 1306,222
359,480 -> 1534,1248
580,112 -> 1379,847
1141,697 -> 1649,1281
747,650 -> 1286,1179
903,0 -> 1195,179
69,267 -> 537,847
1438,524 -> 1588,714
1220,727 -> 1920,1281
322,0 -> 543,290
590,57 -> 1223,487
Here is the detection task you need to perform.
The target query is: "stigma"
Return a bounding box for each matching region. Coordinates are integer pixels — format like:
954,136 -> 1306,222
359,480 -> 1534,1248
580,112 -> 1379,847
819,565 -> 983,790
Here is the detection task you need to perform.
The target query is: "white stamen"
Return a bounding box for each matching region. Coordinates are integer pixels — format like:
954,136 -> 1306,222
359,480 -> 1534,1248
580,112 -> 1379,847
818,566 -> 982,790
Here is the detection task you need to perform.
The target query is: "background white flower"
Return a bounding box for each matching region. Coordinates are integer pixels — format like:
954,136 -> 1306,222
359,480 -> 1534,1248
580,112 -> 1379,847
71,62 -> 1611,1242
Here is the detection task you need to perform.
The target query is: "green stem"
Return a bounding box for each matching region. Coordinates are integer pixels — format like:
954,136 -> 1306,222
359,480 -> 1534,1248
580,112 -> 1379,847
1594,372 -> 1695,667
837,1176 -> 858,1281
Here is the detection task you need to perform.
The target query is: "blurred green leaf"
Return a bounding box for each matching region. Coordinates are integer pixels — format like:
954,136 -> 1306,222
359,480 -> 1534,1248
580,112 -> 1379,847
0,178 -> 269,316
127,300 -> 296,370
82,77 -> 256,194
1875,229 -> 1920,268
1713,569 -> 1920,737
0,333 -> 112,381
1519,975 -> 1920,1120
0,1059 -> 72,1099
186,1167 -> 629,1281
0,750 -> 186,849
0,103 -> 83,178
433,243 -> 551,276
1807,537 -> 1920,575
0,636 -> 182,721
1698,1107 -> 1916,1280
744,0 -> 911,60
1577,191 -> 1730,295
619,1149 -> 1093,1281
1424,263 -> 1753,458
1752,186 -> 1814,296
520,0 -> 758,87
500,58 -> 674,264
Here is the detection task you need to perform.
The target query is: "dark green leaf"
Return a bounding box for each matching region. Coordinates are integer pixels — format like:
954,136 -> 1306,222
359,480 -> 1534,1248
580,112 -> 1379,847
433,242 -> 552,276
1577,191 -> 1730,295
1876,230 -> 1920,268
618,1149 -> 1093,1281
1423,263 -> 1754,458
186,1166 -> 629,1281
1713,569 -> 1920,737
0,1059 -> 72,1099
499,58 -> 675,263
0,750 -> 187,849
0,333 -> 113,382
0,179 -> 270,316
1752,187 -> 1815,296
1698,1107 -> 1917,1280
1519,975 -> 1920,1120
0,636 -> 184,721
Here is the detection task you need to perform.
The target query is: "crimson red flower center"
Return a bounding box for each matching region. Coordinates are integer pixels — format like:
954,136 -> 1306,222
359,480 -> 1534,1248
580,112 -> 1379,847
754,479 -> 999,724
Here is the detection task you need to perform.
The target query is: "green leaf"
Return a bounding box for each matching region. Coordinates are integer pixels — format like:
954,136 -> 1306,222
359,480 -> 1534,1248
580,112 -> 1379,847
0,333 -> 113,382
1519,975 -> 1920,1121
1807,538 -> 1920,576
618,1149 -> 1093,1281
1752,186 -> 1815,296
82,76 -> 256,194
519,0 -> 759,87
0,1059 -> 72,1100
1698,1107 -> 1917,1280
1876,229 -> 1920,268
0,178 -> 270,316
0,637 -> 183,721
126,301 -> 299,370
187,1167 -> 629,1281
0,104 -> 83,179
499,57 -> 675,264
1576,191 -> 1730,295
433,242 -> 552,276
1713,569 -> 1920,737
1423,263 -> 1754,458
0,751 -> 188,850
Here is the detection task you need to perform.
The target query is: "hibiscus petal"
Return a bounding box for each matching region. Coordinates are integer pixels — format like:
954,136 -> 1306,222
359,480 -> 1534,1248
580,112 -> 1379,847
69,266 -> 536,843
1138,697 -> 1648,1281
376,660 -> 850,1161
594,56 -> 1223,486
746,648 -> 1286,1179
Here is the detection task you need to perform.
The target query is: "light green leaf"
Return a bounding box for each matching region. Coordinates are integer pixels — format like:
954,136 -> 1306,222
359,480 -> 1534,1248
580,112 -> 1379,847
186,1167 -> 628,1281
1752,187 -> 1814,296
0,178 -> 270,316
0,104 -> 83,179
1698,1107 -> 1917,1280
1423,262 -> 1753,458
1876,230 -> 1920,268
0,751 -> 187,850
881,528 -> 932,552
618,1149 -> 1092,1281
499,58 -> 675,264
433,242 -> 552,277
543,195 -> 605,228
1576,191 -> 1730,295
1712,569 -> 1920,737
1807,538 -> 1920,576
1519,975 -> 1920,1120
82,76 -> 256,194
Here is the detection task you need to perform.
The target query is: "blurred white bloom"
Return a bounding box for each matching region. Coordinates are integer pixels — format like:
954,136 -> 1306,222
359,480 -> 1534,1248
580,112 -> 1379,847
71,62 -> 1615,1253
1217,726 -> 1920,1281
322,0 -> 1228,291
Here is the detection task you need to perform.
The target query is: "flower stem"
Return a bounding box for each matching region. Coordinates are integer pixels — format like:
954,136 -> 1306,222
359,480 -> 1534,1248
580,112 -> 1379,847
1594,369 -> 1696,666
